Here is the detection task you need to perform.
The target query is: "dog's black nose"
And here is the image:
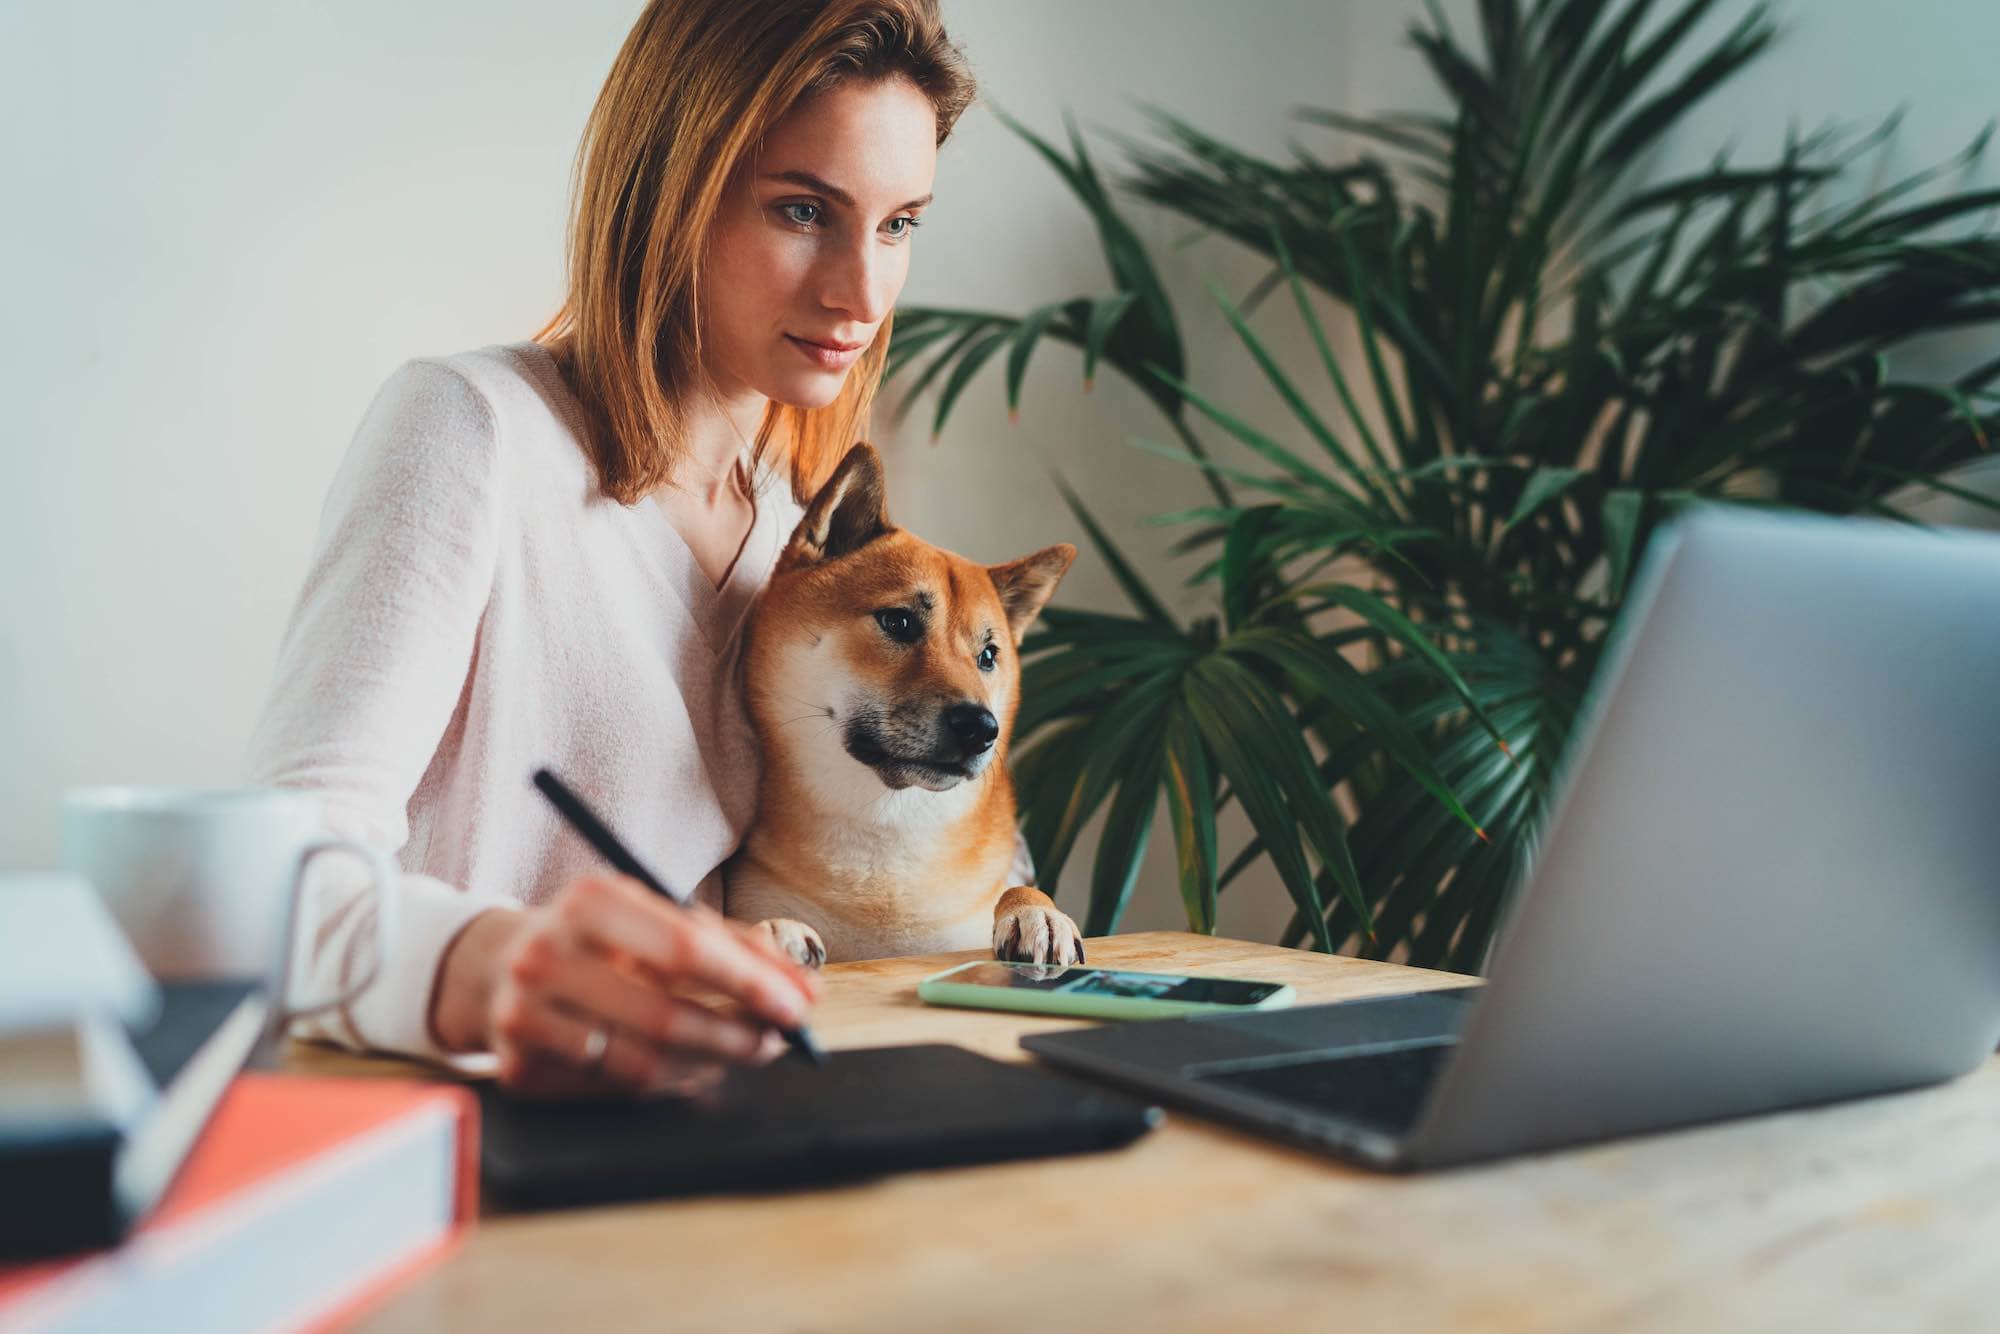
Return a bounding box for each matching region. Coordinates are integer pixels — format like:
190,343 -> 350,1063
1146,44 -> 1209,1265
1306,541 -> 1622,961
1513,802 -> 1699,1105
944,703 -> 999,754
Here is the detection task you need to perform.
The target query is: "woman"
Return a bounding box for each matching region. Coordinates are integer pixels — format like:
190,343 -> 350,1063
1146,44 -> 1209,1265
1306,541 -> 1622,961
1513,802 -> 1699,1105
248,0 -> 978,1095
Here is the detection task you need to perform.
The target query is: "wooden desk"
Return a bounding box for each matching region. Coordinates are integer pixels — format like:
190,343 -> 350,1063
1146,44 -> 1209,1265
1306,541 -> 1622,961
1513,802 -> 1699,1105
292,931 -> 2000,1333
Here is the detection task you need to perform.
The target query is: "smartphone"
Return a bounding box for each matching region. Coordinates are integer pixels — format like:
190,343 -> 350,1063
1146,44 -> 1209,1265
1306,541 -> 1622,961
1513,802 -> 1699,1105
917,959 -> 1296,1020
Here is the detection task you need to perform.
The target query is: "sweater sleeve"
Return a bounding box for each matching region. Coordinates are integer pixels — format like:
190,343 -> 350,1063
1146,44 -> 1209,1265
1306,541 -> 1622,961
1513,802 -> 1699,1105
245,359 -> 522,1061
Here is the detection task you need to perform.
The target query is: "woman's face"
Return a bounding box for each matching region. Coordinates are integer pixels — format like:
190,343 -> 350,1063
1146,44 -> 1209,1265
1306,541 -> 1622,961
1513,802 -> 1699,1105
701,76 -> 940,411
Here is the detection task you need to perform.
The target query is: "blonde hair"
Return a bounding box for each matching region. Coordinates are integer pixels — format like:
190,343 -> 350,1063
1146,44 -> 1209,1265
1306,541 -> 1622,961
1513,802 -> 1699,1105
536,0 -> 975,505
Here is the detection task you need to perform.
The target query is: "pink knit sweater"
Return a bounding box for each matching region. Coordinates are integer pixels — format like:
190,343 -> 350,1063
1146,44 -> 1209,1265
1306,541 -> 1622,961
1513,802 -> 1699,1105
245,342 -> 805,1060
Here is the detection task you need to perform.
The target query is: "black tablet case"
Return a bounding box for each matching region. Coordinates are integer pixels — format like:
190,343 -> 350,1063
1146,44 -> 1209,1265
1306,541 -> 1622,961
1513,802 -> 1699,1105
478,1042 -> 1162,1209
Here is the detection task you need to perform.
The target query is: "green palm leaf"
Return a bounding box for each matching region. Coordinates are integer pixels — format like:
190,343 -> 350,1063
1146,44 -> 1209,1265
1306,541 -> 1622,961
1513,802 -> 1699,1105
931,0 -> 2000,969
1160,708 -> 1220,933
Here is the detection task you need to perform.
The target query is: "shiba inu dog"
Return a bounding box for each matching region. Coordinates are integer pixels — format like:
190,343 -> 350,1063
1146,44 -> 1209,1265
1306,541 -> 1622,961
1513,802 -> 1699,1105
726,442 -> 1084,967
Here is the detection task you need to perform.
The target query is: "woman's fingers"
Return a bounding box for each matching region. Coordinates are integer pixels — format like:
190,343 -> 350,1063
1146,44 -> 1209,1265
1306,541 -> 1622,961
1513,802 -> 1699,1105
489,982 -> 734,1096
491,983 -> 667,1091
684,899 -> 822,999
558,875 -> 818,1028
514,927 -> 771,1064
749,1027 -> 787,1065
481,873 -> 828,1098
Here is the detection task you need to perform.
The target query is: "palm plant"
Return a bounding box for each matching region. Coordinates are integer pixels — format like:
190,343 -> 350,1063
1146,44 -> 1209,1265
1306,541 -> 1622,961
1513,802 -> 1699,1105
888,0 -> 2000,970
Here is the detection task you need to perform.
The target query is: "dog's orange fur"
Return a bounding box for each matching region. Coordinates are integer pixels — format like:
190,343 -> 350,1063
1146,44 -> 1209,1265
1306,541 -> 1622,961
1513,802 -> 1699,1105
725,443 -> 1084,966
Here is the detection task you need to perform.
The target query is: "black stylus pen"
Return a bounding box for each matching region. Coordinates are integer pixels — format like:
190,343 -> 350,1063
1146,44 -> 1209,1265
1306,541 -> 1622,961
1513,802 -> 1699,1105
531,767 -> 827,1066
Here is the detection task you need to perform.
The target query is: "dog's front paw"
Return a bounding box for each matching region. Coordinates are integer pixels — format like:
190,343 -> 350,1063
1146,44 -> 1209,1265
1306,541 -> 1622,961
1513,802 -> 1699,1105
993,892 -> 1085,966
756,918 -> 827,969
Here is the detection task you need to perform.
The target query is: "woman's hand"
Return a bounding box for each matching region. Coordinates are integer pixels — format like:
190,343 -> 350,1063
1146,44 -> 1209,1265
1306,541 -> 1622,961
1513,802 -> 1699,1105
429,873 -> 821,1096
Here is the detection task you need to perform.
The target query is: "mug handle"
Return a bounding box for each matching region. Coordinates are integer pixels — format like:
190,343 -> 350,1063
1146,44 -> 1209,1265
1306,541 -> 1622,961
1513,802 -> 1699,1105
271,837 -> 401,1021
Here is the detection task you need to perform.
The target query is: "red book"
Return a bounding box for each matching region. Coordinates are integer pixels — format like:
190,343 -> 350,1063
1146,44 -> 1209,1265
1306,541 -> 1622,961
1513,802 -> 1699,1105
0,1073 -> 477,1333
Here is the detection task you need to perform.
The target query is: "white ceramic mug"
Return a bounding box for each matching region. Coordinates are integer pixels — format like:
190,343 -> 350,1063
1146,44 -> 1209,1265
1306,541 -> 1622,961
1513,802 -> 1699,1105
59,787 -> 397,1021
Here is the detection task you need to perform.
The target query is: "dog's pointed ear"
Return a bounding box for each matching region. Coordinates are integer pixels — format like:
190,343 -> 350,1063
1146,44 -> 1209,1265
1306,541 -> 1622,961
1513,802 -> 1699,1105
987,543 -> 1076,644
781,442 -> 892,571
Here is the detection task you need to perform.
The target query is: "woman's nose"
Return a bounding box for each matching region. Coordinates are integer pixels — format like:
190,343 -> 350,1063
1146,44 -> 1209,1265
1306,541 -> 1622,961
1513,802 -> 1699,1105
817,237 -> 896,326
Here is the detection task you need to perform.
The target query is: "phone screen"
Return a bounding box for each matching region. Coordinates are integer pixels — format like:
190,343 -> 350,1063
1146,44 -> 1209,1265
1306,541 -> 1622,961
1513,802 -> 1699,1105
950,961 -> 1282,1006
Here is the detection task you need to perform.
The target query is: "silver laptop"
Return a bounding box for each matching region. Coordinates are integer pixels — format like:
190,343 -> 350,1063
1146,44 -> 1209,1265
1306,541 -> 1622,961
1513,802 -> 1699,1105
1023,506 -> 2000,1169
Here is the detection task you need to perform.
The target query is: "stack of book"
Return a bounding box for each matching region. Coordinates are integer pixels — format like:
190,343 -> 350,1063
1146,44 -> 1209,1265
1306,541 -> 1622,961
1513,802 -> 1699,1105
0,873 -> 477,1332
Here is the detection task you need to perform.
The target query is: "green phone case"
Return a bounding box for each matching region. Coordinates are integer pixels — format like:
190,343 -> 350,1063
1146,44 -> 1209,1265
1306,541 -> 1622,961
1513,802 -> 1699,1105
916,961 -> 1297,1021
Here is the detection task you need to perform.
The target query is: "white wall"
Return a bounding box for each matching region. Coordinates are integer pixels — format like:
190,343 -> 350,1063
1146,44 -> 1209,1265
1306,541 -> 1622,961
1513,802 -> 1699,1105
1,2 -> 616,849
5,1 -> 1996,945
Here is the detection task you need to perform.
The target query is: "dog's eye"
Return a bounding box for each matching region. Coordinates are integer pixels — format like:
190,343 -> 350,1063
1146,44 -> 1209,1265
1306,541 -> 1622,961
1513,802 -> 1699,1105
977,643 -> 999,672
874,608 -> 919,642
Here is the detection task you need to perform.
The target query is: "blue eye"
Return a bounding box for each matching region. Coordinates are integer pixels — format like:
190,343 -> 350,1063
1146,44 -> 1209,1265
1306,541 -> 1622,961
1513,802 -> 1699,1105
780,202 -> 822,227
884,216 -> 922,240
977,643 -> 998,671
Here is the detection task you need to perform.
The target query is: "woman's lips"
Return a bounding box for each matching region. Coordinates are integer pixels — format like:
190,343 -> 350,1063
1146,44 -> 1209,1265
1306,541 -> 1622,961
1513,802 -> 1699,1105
786,335 -> 866,371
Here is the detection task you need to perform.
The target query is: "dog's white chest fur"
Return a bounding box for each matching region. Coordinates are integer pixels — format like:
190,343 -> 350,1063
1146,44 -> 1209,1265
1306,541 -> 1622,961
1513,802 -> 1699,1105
728,873 -> 995,962
726,779 -> 1009,962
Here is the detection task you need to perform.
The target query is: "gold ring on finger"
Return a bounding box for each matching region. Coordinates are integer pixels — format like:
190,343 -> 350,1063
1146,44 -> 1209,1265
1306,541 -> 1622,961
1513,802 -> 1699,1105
582,1023 -> 611,1072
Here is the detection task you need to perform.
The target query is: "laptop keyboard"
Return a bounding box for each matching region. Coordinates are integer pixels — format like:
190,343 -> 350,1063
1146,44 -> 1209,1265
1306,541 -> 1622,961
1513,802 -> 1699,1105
1195,1040 -> 1454,1136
